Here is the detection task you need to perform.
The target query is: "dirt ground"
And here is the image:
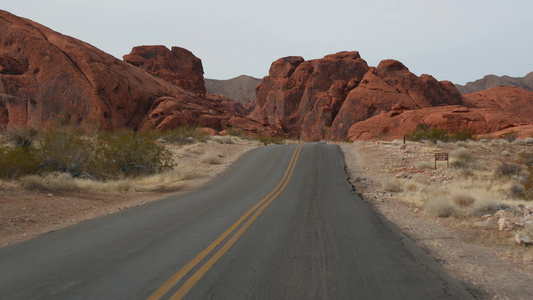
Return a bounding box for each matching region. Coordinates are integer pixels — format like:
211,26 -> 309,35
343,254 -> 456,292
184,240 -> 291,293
341,141 -> 533,300
1,139 -> 533,299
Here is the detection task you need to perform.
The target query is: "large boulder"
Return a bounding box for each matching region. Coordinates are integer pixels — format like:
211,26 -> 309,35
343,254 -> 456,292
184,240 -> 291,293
123,45 -> 206,96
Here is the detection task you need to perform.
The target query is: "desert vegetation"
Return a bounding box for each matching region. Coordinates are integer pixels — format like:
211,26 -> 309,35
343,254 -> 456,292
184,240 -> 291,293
0,126 -> 289,193
368,135 -> 533,254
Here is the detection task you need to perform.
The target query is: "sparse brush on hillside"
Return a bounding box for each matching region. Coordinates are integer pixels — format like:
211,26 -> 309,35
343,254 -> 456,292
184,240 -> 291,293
406,125 -> 475,143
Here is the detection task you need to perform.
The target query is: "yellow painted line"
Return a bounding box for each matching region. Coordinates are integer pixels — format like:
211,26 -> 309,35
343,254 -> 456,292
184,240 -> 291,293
147,145 -> 303,300
169,146 -> 302,300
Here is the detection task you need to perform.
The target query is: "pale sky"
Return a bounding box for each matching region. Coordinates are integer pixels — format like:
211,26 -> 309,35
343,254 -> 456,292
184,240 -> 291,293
2,0 -> 532,84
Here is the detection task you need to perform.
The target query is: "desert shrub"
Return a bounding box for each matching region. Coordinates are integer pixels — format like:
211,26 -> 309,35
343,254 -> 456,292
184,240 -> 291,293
525,137 -> 533,144
450,129 -> 475,142
382,176 -> 402,192
512,139 -> 526,145
508,184 -> 525,199
495,162 -> 523,178
411,173 -> 429,184
415,161 -> 433,170
471,198 -> 506,216
500,150 -> 512,157
159,125 -> 209,145
424,196 -> 461,218
199,152 -> 221,165
0,146 -> 39,179
211,135 -> 234,144
502,131 -> 518,142
6,127 -> 39,149
406,125 -> 450,143
255,135 -> 285,145
37,128 -> 94,177
452,191 -> 476,207
91,130 -> 175,179
479,138 -> 490,144
224,126 -> 246,137
451,147 -> 473,169
518,150 -> 533,167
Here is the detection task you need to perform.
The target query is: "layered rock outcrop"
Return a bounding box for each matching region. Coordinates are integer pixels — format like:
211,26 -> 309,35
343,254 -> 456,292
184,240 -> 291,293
346,105 -> 525,141
0,10 -> 275,136
123,46 -> 206,96
251,52 -> 464,141
463,86 -> 533,122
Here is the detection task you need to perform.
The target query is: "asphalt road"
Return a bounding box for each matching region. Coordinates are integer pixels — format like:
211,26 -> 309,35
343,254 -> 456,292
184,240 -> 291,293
0,143 -> 475,299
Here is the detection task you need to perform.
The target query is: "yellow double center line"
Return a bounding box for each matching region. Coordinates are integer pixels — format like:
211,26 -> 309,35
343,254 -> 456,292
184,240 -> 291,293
148,145 -> 303,300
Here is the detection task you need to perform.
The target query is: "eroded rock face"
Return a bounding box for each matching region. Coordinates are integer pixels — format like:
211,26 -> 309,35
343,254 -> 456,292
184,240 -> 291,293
0,10 -> 276,137
463,86 -> 533,122
346,106 -> 524,141
123,46 -> 206,96
252,53 -> 464,141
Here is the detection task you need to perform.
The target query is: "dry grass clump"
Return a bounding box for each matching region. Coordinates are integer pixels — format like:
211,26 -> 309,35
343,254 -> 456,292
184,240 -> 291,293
414,161 -> 433,170
452,191 -> 476,207
424,196 -> 461,218
19,170 -> 194,193
200,152 -> 222,165
382,176 -> 402,193
211,135 -> 234,144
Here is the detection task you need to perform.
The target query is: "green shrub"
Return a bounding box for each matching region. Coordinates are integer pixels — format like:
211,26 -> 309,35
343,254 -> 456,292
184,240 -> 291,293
6,127 -> 38,149
37,128 -> 94,177
405,125 -> 450,143
0,146 -> 39,179
255,135 -> 285,145
91,130 -> 175,179
451,129 -> 475,142
159,125 -> 209,145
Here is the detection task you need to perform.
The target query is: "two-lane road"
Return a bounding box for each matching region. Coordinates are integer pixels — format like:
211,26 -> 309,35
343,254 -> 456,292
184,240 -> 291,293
0,143 -> 474,299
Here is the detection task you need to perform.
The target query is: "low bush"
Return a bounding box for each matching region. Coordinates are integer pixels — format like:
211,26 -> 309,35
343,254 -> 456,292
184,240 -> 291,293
518,150 -> 533,167
495,162 -> 523,178
424,196 -> 461,218
450,129 -> 475,142
0,146 -> 39,179
406,125 -> 449,143
451,148 -> 474,169
37,128 -> 94,177
91,130 -> 175,179
6,127 -> 38,149
383,176 -> 402,192
199,152 -> 221,165
255,135 -> 285,145
211,135 -> 234,144
452,191 -> 476,207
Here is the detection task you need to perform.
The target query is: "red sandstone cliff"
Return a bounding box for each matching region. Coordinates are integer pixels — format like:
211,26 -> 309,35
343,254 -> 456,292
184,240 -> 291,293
0,10 -> 275,136
251,52 -> 464,141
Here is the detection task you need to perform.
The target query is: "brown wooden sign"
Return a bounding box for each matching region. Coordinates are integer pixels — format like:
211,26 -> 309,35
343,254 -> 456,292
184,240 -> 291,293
435,153 -> 449,169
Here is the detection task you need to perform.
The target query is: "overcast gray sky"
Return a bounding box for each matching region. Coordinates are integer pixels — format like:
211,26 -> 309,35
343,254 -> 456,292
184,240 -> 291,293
2,0 -> 532,84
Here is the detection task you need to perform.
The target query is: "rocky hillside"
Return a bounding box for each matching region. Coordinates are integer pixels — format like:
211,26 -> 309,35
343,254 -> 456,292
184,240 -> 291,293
456,72 -> 533,94
205,75 -> 262,104
251,52 -> 463,141
0,10 -> 277,136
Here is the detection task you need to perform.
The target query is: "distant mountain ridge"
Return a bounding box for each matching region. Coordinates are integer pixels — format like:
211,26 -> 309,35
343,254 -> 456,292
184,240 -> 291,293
205,75 -> 262,104
455,72 -> 533,94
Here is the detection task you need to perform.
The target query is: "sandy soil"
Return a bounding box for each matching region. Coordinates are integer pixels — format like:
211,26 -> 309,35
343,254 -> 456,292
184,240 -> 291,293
1,139 -> 533,299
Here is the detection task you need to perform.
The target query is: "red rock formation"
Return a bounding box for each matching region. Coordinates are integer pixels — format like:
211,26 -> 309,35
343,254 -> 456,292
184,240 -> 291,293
463,86 -> 533,122
0,10 -> 276,137
252,53 -> 464,141
123,46 -> 206,96
346,105 -> 525,141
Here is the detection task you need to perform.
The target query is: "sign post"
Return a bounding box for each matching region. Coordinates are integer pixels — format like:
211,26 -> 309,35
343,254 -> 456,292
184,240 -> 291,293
434,153 -> 449,169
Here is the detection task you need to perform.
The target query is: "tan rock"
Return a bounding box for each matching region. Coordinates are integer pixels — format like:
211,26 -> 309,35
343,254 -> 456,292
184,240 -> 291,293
498,218 -> 516,231
515,234 -> 532,246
